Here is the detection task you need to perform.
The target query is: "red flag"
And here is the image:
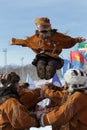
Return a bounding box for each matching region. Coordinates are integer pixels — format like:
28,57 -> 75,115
70,51 -> 84,65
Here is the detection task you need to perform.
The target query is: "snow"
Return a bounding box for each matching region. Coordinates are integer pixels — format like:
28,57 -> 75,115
34,79 -> 52,87
30,126 -> 52,130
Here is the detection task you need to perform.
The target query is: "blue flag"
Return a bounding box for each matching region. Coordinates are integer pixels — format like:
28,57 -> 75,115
62,59 -> 70,77
70,61 -> 83,69
52,73 -> 62,86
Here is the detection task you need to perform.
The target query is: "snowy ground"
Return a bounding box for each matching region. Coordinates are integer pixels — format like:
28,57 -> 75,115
30,126 -> 52,130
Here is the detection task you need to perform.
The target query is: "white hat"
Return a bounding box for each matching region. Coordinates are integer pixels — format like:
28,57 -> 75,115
64,68 -> 87,86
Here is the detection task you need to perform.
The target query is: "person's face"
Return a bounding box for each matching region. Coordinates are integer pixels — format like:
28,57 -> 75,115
37,24 -> 51,32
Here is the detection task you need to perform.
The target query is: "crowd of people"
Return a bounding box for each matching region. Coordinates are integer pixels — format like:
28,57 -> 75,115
0,68 -> 87,130
0,17 -> 87,130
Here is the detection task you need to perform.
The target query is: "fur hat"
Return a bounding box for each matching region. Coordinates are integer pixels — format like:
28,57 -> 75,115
6,72 -> 20,84
34,17 -> 51,26
64,68 -> 87,85
0,72 -> 20,86
64,68 -> 87,93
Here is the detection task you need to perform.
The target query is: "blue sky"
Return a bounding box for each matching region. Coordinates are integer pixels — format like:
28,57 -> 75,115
0,0 -> 87,67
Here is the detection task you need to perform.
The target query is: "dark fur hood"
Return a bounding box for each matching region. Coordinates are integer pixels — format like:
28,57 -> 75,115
0,85 -> 19,104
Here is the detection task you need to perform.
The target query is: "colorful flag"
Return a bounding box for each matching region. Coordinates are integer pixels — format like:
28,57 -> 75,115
70,51 -> 84,69
52,73 -> 62,86
78,42 -> 87,53
78,42 -> 87,61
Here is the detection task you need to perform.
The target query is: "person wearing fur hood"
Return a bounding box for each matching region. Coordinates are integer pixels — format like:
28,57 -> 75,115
37,68 -> 87,130
0,72 -> 39,130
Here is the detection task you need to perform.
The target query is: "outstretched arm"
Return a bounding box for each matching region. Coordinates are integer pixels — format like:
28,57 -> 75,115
57,32 -> 86,49
75,37 -> 86,43
9,38 -> 28,47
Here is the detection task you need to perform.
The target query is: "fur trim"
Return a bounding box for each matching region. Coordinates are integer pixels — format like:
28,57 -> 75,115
34,17 -> 50,25
40,114 -> 46,126
0,86 -> 19,104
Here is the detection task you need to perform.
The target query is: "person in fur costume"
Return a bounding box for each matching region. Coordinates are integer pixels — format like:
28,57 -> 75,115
37,68 -> 87,130
0,72 -> 39,130
10,17 -> 86,80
